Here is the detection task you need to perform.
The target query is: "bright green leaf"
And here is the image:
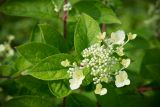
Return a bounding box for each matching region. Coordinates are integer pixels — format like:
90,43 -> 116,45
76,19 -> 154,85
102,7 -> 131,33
0,0 -> 58,21
28,54 -> 74,80
73,1 -> 121,24
74,13 -> 101,57
17,42 -> 59,64
48,80 -> 71,98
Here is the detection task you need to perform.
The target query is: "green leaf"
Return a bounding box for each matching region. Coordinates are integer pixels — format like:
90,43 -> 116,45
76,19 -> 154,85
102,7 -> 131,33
0,0 -> 58,21
146,64 -> 160,82
82,67 -> 92,86
140,48 -> 160,79
30,24 -> 44,42
14,56 -> 32,72
66,93 -> 96,107
38,24 -> 68,52
48,80 -> 71,98
74,13 -> 101,57
4,96 -> 54,107
73,1 -> 121,24
15,76 -> 51,96
28,54 -> 75,80
17,42 -> 59,64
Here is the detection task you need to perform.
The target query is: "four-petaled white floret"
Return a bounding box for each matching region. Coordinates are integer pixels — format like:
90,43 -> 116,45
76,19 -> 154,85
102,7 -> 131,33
94,83 -> 107,95
115,71 -> 130,88
69,70 -> 85,90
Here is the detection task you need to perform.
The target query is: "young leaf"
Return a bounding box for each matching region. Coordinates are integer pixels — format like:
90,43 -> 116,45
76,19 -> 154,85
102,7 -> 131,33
48,80 -> 71,98
28,54 -> 74,80
72,1 -> 121,24
17,42 -> 59,64
74,13 -> 101,57
0,0 -> 58,21
4,96 -> 55,107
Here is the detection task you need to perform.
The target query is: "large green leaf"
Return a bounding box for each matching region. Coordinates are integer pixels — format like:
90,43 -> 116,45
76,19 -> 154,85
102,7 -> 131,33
74,13 -> 101,57
28,54 -> 74,80
17,42 -> 59,64
38,24 -> 68,52
4,96 -> 54,107
146,64 -> 160,82
72,1 -> 121,24
140,48 -> 160,79
48,80 -> 71,98
0,0 -> 58,21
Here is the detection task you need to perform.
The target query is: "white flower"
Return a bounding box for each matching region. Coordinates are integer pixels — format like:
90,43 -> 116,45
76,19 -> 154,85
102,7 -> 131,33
69,70 -> 85,90
111,30 -> 125,44
97,32 -> 106,41
121,59 -> 130,68
61,59 -> 70,67
6,49 -> 14,57
54,5 -> 59,12
94,83 -> 107,95
116,47 -> 124,56
8,35 -> 15,41
128,33 -> 137,40
63,2 -> 72,11
0,44 -> 5,52
115,71 -> 130,88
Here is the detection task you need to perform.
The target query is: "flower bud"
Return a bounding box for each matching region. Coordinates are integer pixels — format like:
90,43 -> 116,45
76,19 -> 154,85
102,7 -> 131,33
61,59 -> 70,67
121,59 -> 130,68
128,33 -> 137,40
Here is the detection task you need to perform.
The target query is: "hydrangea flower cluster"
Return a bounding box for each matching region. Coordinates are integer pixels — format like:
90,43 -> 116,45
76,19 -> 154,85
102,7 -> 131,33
61,30 -> 137,95
0,35 -> 15,58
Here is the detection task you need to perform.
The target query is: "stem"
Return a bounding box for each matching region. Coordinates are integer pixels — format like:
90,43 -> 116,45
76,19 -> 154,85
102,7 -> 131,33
63,0 -> 68,39
96,101 -> 101,107
0,75 -> 11,79
62,97 -> 67,107
101,24 -> 107,32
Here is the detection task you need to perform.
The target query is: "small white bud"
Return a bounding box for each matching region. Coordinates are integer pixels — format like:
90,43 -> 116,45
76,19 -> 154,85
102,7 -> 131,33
128,33 -> 137,40
54,5 -> 59,12
116,47 -> 124,56
63,2 -> 72,11
8,35 -> 15,41
6,49 -> 14,57
61,59 -> 70,67
97,32 -> 106,41
0,44 -> 5,52
121,59 -> 130,68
